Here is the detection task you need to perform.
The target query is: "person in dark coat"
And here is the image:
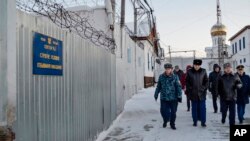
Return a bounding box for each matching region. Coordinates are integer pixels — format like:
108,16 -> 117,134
180,65 -> 192,111
209,64 -> 221,113
217,63 -> 242,125
186,59 -> 208,127
236,65 -> 250,124
174,65 -> 184,80
154,63 -> 182,130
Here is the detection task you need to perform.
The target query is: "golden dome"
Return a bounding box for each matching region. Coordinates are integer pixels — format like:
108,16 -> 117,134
211,24 -> 227,36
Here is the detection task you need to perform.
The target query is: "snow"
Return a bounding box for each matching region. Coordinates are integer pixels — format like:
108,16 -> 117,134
95,87 -> 250,141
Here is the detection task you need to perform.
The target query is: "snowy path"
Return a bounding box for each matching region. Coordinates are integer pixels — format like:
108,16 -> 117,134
96,87 -> 250,141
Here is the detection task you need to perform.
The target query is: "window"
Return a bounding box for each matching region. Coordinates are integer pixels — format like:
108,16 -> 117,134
235,42 -> 237,53
244,58 -> 246,63
147,53 -> 150,70
232,44 -> 234,54
239,39 -> 242,50
152,57 -> 155,70
151,56 -> 153,70
138,57 -> 141,67
127,48 -> 131,63
240,59 -> 242,64
243,37 -> 246,49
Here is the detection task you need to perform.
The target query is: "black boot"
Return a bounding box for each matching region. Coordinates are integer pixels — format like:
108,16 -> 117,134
193,123 -> 197,127
221,119 -> 225,124
239,120 -> 243,124
201,123 -> 207,127
171,125 -> 176,130
163,122 -> 167,128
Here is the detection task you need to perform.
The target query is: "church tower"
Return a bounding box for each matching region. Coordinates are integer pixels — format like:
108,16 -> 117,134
210,0 -> 227,65
211,0 -> 227,46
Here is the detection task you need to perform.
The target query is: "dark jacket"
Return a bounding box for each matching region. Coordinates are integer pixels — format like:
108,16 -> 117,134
236,72 -> 250,104
174,69 -> 184,80
154,73 -> 182,101
186,67 -> 209,101
208,64 -> 221,95
218,73 -> 242,101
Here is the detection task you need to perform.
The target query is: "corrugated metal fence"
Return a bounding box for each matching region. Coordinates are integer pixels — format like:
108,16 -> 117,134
15,10 -> 116,141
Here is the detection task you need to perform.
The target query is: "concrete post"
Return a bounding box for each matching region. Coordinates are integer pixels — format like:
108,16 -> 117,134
0,0 -> 16,140
0,0 -> 8,127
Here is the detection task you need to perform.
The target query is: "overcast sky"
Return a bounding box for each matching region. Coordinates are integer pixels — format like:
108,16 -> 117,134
125,0 -> 250,57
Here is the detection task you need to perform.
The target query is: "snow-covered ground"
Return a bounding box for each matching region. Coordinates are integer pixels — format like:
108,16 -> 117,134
96,87 -> 250,141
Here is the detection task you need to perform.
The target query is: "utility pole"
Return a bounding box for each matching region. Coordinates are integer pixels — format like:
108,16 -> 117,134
133,0 -> 138,93
120,0 -> 125,58
134,0 -> 137,36
120,0 -> 125,27
111,0 -> 116,23
168,45 -> 172,63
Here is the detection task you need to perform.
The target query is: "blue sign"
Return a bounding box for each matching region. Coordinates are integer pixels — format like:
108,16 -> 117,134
33,32 -> 63,75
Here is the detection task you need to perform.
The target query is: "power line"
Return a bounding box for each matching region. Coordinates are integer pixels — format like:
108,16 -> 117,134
164,13 -> 213,36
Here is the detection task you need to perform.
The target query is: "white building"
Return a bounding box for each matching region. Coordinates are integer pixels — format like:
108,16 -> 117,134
229,25 -> 250,74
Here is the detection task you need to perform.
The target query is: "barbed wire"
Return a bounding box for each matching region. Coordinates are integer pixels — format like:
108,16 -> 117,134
16,0 -> 116,52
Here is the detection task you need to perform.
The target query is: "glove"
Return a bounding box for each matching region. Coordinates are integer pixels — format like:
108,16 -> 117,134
177,98 -> 182,103
236,84 -> 242,89
154,96 -> 158,101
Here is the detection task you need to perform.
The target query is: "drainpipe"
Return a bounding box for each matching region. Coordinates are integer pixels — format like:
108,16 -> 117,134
119,0 -> 125,58
133,1 -> 138,93
0,0 -> 16,140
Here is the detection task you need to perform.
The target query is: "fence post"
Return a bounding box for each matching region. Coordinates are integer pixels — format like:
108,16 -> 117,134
0,0 -> 16,140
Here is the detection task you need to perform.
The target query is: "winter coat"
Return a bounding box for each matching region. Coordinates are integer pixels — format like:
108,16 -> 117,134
218,73 -> 242,101
154,73 -> 182,101
174,69 -> 184,80
208,64 -> 221,95
180,73 -> 186,90
186,67 -> 209,101
236,72 -> 250,104
180,65 -> 192,94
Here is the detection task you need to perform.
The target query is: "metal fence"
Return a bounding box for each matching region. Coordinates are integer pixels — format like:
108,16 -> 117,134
15,10 -> 116,141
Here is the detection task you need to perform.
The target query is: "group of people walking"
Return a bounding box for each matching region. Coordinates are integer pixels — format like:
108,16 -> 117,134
154,59 -> 250,130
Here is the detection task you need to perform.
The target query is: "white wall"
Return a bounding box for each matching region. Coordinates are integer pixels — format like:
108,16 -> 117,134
70,6 -> 145,115
166,57 -> 195,71
68,6 -> 112,37
114,24 -> 144,114
230,29 -> 250,74
143,41 -> 154,77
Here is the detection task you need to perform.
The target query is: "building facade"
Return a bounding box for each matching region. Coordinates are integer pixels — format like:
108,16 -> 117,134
229,25 -> 250,73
